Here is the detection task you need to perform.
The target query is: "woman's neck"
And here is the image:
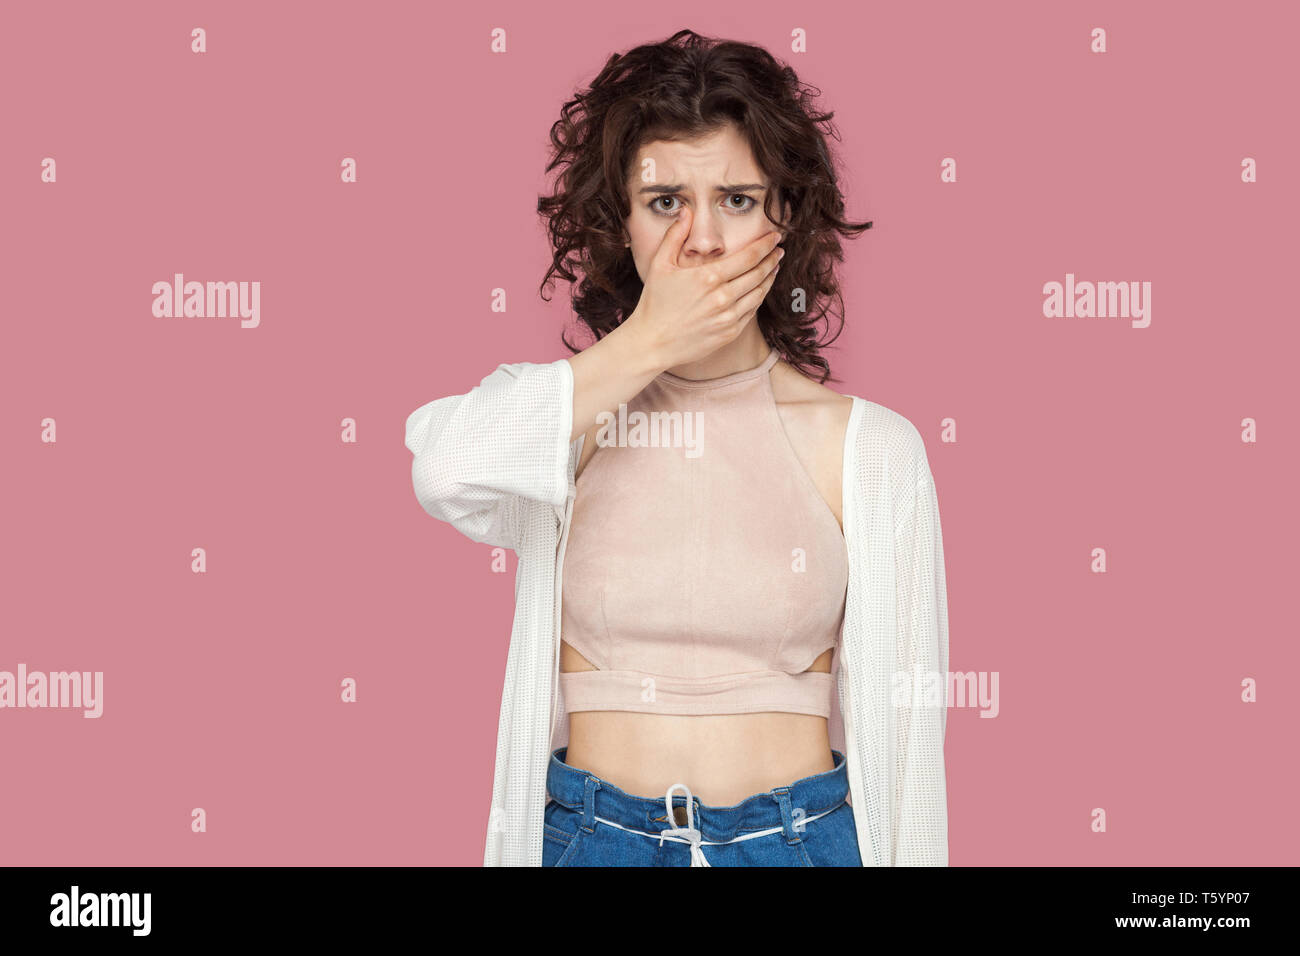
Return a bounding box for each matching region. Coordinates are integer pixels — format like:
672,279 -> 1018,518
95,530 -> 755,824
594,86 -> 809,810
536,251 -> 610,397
660,328 -> 771,382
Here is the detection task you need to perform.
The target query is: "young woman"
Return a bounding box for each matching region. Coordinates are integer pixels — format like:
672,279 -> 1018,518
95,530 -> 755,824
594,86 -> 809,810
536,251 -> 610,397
405,29 -> 950,866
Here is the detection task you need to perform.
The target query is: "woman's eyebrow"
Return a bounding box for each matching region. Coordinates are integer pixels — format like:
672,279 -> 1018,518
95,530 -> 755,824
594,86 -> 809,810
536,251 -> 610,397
636,183 -> 768,195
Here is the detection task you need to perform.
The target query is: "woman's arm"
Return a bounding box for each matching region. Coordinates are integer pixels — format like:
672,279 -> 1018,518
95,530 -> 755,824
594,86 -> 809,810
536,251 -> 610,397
404,215 -> 781,550
566,321 -> 667,443
403,322 -> 666,550
404,358 -> 570,550
892,459 -> 951,865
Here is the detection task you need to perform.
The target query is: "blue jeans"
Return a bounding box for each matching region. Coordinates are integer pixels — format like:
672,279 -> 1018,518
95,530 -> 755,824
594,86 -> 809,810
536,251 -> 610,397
543,747 -> 863,866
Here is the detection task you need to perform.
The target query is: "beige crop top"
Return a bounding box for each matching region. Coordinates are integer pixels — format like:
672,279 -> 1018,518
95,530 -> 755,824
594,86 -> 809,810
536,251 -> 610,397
559,345 -> 849,718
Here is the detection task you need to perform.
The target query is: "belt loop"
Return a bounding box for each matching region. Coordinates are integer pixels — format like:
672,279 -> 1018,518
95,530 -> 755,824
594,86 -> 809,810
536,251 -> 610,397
581,774 -> 600,833
772,786 -> 800,844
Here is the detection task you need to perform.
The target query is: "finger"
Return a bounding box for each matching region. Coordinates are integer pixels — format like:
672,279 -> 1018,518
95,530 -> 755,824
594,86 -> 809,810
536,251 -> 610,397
708,228 -> 782,286
719,242 -> 783,310
651,204 -> 693,271
721,261 -> 780,325
724,306 -> 758,345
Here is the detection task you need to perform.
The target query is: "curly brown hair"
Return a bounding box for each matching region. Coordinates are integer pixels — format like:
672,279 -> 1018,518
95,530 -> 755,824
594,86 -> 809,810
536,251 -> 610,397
536,28 -> 872,384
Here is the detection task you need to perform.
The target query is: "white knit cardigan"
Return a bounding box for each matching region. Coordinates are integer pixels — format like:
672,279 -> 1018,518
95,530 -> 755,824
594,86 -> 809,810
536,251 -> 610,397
404,355 -> 950,866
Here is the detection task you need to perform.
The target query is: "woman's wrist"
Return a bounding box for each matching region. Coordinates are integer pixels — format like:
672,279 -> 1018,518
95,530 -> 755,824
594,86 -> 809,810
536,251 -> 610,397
608,311 -> 669,380
567,314 -> 668,442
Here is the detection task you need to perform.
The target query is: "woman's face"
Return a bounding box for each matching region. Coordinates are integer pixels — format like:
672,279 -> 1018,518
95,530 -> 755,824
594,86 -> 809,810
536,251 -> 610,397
623,123 -> 787,278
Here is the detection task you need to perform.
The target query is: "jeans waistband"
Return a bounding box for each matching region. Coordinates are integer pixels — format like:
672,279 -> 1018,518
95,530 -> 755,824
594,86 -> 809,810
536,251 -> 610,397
546,747 -> 849,847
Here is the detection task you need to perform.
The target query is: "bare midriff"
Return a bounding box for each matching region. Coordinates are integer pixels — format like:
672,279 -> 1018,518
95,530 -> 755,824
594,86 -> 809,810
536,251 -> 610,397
560,640 -> 836,806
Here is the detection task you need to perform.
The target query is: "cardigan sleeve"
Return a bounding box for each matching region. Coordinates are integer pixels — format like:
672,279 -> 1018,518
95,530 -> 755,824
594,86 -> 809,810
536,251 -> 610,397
404,357 -> 575,551
892,461 -> 950,865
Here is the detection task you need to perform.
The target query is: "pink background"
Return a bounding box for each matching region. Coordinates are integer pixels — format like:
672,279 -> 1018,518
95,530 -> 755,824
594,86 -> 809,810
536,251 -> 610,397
2,1 -> 1296,866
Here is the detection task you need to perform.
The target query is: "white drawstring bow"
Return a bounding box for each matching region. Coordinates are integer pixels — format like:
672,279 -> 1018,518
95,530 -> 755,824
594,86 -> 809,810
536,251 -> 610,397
588,781 -> 838,865
658,783 -> 711,867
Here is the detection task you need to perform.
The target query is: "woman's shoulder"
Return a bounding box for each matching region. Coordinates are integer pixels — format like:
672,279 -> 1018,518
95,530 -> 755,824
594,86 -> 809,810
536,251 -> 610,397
848,398 -> 934,491
776,363 -> 931,488
770,358 -> 855,436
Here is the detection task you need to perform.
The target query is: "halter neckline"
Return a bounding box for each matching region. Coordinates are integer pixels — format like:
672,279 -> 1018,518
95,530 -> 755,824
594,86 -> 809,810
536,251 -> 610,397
654,346 -> 779,389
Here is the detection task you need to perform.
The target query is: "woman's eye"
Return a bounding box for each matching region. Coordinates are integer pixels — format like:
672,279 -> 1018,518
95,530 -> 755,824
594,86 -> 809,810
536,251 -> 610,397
649,194 -> 756,215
